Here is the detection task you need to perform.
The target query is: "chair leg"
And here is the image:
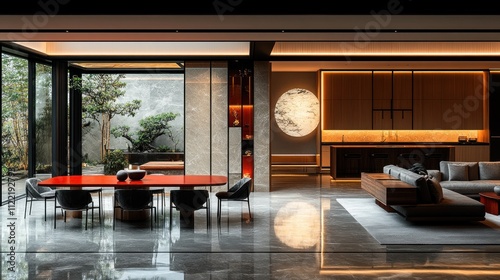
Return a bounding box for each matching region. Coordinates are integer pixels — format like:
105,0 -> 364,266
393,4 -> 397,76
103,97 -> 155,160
29,199 -> 33,215
91,203 -> 94,228
54,201 -> 57,229
97,203 -> 102,225
95,191 -> 102,224
113,195 -> 118,230
24,197 -> 28,219
162,192 -> 165,217
150,207 -> 154,230
247,199 -> 252,219
99,191 -> 102,223
85,209 -> 88,230
217,198 -> 221,222
44,199 -> 47,221
169,202 -> 173,229
206,198 -> 211,229
156,194 -> 160,214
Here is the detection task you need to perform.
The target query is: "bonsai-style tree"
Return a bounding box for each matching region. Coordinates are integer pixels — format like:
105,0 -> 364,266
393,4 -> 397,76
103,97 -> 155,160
111,112 -> 180,152
70,74 -> 142,161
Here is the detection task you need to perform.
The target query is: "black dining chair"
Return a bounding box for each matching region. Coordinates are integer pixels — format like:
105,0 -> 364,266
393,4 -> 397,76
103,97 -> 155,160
24,178 -> 57,221
54,190 -> 98,230
149,174 -> 167,217
169,189 -> 210,229
216,177 -> 252,223
83,174 -> 105,224
113,189 -> 156,230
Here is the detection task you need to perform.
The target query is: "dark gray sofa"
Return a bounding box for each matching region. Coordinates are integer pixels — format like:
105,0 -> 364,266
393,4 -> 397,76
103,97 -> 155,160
427,161 -> 500,200
383,164 -> 485,222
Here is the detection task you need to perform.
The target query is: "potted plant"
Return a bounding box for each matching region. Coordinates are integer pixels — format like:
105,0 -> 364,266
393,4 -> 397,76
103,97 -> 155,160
103,149 -> 128,175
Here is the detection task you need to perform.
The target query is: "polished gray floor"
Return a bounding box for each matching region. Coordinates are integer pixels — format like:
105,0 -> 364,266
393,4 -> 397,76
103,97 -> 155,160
2,174 -> 500,279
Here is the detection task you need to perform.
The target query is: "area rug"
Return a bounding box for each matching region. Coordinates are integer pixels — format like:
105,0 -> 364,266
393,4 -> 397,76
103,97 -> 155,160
337,198 -> 500,245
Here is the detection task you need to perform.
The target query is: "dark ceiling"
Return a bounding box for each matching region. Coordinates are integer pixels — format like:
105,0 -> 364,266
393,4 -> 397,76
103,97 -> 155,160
2,0 -> 499,15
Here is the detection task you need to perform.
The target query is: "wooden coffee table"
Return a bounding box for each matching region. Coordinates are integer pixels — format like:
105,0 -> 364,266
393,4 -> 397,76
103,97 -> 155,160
479,192 -> 500,215
360,172 -> 418,212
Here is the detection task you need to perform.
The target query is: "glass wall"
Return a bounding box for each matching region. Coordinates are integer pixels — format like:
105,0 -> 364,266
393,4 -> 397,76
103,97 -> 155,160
79,73 -> 185,174
1,53 -> 29,177
34,63 -> 52,175
0,50 -> 185,203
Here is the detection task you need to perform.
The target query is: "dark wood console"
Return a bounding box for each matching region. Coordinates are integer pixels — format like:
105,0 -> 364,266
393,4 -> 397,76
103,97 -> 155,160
331,145 -> 452,179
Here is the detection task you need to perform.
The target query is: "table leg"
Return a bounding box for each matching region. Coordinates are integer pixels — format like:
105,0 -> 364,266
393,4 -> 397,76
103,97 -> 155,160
480,196 -> 500,215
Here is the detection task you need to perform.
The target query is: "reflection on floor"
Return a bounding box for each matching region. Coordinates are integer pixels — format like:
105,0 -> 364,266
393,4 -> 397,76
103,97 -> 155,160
2,174 -> 500,279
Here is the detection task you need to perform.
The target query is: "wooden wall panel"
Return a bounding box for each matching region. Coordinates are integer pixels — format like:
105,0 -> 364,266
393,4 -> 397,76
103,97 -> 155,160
413,71 -> 484,129
373,71 -> 392,103
454,145 -> 489,162
393,71 -> 413,108
322,71 -> 372,130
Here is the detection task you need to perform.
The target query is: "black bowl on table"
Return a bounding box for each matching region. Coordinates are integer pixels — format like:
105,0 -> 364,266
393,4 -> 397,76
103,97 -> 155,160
127,169 -> 147,180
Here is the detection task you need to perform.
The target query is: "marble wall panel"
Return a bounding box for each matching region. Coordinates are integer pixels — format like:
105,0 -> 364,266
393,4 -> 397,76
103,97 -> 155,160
182,61 -> 271,191
229,127 -> 242,176
211,62 -> 229,191
185,62 -> 211,175
253,62 -> 271,192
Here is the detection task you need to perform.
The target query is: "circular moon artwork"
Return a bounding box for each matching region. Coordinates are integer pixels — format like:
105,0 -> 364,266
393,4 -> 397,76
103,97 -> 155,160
274,88 -> 320,137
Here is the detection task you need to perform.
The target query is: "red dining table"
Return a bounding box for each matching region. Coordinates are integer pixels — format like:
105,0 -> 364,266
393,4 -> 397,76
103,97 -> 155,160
39,174 -> 228,226
38,174 -> 228,188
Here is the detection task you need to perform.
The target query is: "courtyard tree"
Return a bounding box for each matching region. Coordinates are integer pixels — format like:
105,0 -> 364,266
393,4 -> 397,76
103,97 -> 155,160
111,112 -> 180,152
70,74 -> 142,161
1,54 -> 29,171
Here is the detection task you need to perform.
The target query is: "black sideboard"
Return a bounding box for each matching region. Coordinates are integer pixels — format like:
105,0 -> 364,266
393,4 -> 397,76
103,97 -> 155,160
330,145 -> 452,179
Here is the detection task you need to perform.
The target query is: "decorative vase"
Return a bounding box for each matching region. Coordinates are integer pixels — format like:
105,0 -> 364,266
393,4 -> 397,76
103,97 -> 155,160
116,170 -> 128,181
494,186 -> 500,196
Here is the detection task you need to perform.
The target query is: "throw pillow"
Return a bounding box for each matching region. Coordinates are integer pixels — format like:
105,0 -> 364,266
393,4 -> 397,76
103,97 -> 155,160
478,162 -> 500,180
439,161 -> 479,181
427,176 -> 444,203
448,163 -> 469,181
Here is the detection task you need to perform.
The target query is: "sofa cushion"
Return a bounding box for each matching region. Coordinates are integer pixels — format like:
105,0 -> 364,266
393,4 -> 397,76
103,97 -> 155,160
397,170 -> 433,203
399,170 -> 424,187
427,176 -> 443,203
383,164 -> 397,175
439,161 -> 479,181
478,162 -> 500,180
417,177 -> 433,203
448,163 -> 469,181
427,169 -> 442,181
383,165 -> 409,179
439,180 -> 500,196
